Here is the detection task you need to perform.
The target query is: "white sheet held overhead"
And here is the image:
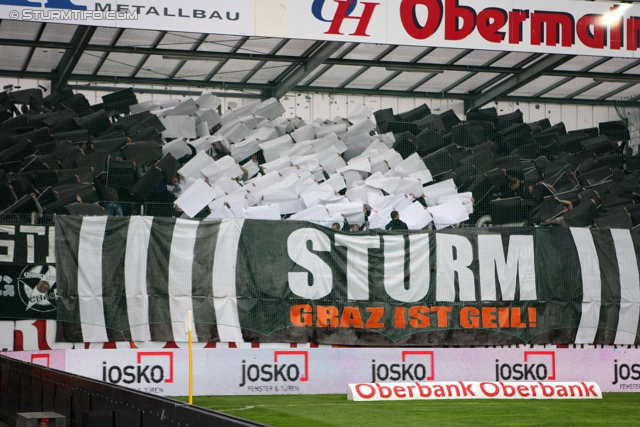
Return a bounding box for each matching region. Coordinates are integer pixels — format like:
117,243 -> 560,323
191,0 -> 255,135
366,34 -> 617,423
160,116 -> 196,139
195,92 -> 222,111
162,138 -> 192,160
260,135 -> 294,162
423,179 -> 458,207
177,151 -> 215,180
174,179 -> 219,218
326,202 -> 365,223
428,199 -> 470,230
243,204 -> 281,220
251,98 -> 286,120
400,202 -> 433,230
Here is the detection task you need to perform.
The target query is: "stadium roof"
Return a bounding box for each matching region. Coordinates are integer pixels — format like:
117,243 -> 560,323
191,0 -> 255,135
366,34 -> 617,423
1,20 -> 640,109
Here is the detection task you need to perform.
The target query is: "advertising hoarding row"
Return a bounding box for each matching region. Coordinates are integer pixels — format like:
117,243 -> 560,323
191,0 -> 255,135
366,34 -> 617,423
6,347 -> 640,395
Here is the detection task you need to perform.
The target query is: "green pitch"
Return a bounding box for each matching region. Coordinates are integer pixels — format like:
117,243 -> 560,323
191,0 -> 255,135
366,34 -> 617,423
174,393 -> 640,426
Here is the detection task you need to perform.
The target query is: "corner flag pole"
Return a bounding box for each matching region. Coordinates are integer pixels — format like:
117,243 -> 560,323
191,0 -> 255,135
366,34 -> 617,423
184,310 -> 194,404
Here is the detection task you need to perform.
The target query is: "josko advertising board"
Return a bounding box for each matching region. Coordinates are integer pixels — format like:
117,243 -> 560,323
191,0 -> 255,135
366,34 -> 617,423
0,0 -> 251,35
290,0 -> 640,58
6,347 -> 640,396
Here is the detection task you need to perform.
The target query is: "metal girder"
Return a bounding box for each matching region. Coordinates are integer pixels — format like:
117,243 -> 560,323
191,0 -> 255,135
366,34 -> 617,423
303,43 -> 357,86
470,53 -> 543,95
440,51 -> 510,94
407,49 -> 472,92
68,84 -> 261,98
204,36 -> 249,82
565,58 -> 640,99
338,45 -> 397,88
167,33 -> 209,79
92,28 -> 125,75
532,57 -> 611,98
51,26 -> 96,93
130,31 -> 167,78
465,54 -> 574,112
3,69 -> 640,107
241,39 -> 290,84
21,23 -> 46,72
7,36 -> 640,83
597,82 -> 637,101
268,41 -> 344,100
373,47 -> 435,90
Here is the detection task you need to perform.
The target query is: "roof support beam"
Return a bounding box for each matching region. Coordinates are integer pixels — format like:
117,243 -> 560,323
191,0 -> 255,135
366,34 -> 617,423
167,33 -> 210,79
440,51 -> 510,94
21,23 -> 46,73
338,45 -> 397,88
532,57 -> 611,98
130,31 -> 167,78
68,84 -> 262,98
267,41 -> 344,100
373,47 -> 435,90
5,69 -> 640,107
51,26 -> 96,94
92,28 -> 125,76
204,36 -> 249,82
465,54 -> 574,112
303,43 -> 357,86
241,39 -> 290,84
406,49 -> 472,92
597,82 -> 637,101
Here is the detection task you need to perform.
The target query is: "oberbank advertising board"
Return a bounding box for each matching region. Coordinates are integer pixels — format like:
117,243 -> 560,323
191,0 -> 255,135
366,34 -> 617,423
7,348 -> 640,396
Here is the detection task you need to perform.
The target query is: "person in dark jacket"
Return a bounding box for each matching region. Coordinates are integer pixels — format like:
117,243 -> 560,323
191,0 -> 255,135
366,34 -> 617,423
385,210 -> 408,230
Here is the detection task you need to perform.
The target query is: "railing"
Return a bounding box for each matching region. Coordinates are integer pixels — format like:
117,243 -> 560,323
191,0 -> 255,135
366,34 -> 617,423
0,355 -> 267,427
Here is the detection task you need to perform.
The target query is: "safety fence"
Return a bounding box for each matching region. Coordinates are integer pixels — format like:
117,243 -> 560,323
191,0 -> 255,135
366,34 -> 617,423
0,354 -> 266,427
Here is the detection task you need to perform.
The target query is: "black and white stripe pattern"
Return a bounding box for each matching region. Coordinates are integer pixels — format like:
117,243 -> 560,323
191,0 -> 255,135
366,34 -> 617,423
56,216 -> 244,343
55,217 -> 640,345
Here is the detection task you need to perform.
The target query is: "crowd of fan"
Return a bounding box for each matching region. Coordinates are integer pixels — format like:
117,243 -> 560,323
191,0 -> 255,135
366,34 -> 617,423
0,85 -> 638,230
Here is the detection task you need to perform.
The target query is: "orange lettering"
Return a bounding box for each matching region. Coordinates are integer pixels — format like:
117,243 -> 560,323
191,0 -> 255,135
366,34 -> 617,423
317,305 -> 339,328
498,307 -> 510,328
511,307 -> 527,328
432,306 -> 452,328
340,306 -> 364,329
290,304 -> 313,327
365,307 -> 385,329
408,306 -> 431,328
482,307 -> 497,328
460,307 -> 479,328
394,307 -> 406,329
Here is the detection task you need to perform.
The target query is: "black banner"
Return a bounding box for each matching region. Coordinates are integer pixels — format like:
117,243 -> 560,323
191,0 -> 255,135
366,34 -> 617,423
55,217 -> 640,346
0,224 -> 57,319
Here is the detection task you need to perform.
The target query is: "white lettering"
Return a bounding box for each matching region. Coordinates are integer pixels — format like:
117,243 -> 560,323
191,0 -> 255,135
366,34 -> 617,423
478,235 -> 536,300
436,234 -> 475,301
287,229 -> 332,299
335,234 -> 380,300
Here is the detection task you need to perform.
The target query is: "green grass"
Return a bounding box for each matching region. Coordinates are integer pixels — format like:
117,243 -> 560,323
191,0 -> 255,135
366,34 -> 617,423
173,393 -> 640,426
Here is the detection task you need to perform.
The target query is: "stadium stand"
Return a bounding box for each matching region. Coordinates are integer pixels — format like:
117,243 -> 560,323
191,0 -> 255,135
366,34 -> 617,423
0,86 -> 637,230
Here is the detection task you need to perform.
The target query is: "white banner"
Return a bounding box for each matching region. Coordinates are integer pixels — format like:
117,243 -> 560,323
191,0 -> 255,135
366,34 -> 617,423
289,0 -> 640,58
1,1 -> 639,58
5,347 -> 640,396
0,0 -> 251,35
347,381 -> 602,400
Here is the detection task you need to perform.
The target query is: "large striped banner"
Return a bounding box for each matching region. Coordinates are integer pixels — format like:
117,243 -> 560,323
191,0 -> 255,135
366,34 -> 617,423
54,217 -> 640,346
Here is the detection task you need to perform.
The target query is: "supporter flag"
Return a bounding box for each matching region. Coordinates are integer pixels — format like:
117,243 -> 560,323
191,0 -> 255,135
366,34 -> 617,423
54,217 -> 640,346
